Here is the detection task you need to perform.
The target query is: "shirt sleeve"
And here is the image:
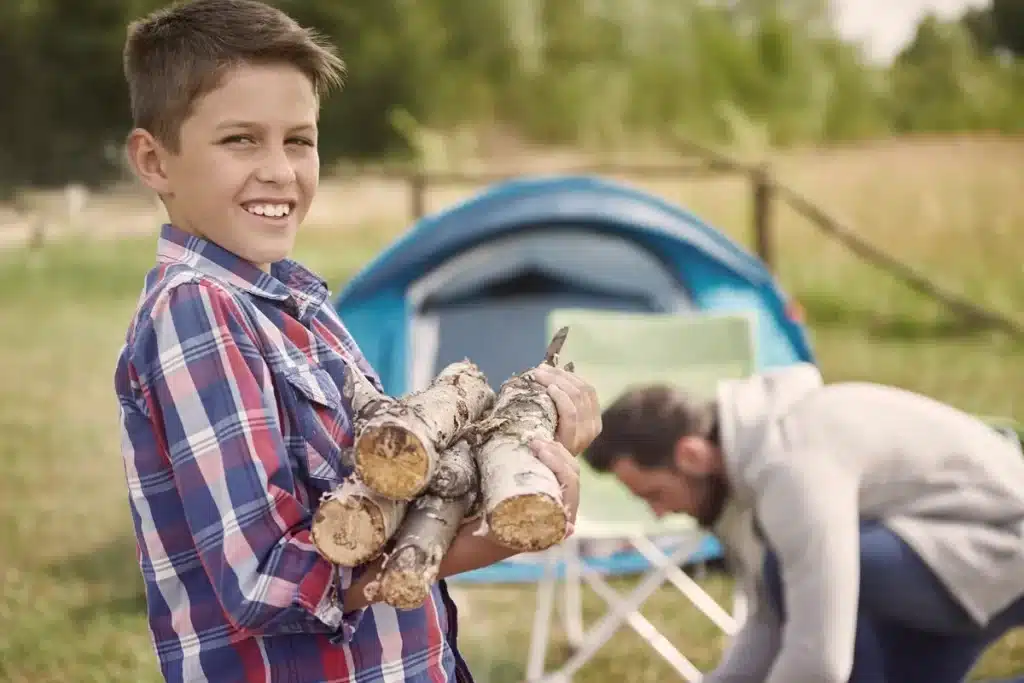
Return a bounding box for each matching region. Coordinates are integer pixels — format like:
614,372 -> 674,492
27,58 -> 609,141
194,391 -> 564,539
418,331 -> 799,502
754,460 -> 860,683
131,279 -> 367,640
703,577 -> 781,682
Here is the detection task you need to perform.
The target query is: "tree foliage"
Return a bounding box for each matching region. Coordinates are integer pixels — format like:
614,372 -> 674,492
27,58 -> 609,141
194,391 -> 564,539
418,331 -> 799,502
1,0 -> 1021,193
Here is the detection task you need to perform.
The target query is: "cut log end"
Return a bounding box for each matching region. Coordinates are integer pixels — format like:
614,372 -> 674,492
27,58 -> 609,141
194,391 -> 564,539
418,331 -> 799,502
311,481 -> 406,566
355,424 -> 431,500
489,493 -> 567,552
353,361 -> 495,500
377,546 -> 440,610
473,369 -> 567,553
377,492 -> 472,609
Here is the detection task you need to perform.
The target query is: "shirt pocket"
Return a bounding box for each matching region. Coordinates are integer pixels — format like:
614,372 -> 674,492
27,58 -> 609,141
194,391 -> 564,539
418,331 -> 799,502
281,363 -> 352,497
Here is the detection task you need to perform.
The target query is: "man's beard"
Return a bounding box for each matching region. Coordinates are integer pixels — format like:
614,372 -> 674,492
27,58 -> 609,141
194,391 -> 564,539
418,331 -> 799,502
691,472 -> 730,528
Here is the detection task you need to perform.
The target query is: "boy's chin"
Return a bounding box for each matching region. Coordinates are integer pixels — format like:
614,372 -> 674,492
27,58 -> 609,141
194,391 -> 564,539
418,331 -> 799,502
234,235 -> 296,269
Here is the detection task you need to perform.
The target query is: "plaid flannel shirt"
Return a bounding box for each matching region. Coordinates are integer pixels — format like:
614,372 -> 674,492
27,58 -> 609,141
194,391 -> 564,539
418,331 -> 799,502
114,224 -> 471,683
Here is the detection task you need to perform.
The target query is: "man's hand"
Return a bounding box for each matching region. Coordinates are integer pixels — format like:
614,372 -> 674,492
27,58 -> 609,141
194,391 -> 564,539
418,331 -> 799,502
530,364 -> 602,455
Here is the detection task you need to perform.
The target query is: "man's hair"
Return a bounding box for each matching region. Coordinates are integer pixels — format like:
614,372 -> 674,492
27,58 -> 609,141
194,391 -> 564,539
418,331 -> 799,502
123,0 -> 345,151
584,385 -> 718,472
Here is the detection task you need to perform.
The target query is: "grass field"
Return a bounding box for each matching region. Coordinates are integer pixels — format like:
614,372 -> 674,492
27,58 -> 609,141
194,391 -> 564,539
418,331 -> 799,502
1,138 -> 1023,682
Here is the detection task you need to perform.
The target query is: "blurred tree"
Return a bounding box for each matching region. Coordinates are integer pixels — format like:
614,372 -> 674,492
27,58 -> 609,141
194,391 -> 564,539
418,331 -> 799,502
0,0 -> 1021,196
891,13 -> 1021,134
962,0 -> 1024,57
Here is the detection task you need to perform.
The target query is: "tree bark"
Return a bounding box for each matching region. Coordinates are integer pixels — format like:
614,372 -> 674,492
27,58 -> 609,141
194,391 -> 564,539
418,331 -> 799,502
342,360 -> 393,425
471,369 -> 568,552
374,433 -> 480,608
426,436 -> 479,499
354,361 -> 495,500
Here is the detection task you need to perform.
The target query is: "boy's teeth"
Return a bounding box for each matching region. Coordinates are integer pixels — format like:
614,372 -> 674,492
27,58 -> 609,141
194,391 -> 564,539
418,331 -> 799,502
247,203 -> 290,217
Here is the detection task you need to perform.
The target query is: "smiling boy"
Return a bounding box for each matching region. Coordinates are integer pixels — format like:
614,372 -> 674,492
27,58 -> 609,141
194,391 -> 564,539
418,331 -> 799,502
112,2 -> 602,682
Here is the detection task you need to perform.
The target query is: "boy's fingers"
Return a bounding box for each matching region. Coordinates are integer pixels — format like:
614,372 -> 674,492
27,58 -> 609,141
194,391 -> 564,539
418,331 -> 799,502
530,441 -> 580,533
544,382 -> 579,452
533,365 -> 602,452
531,440 -> 580,489
562,372 -> 601,444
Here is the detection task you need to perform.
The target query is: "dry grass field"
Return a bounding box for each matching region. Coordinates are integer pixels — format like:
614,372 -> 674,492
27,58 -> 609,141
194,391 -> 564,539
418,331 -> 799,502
1,137 -> 1022,682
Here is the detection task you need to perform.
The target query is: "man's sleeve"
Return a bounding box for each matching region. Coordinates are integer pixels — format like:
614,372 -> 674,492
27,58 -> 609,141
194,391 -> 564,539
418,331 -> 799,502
132,280 -> 367,640
702,591 -> 781,683
754,460 -> 860,683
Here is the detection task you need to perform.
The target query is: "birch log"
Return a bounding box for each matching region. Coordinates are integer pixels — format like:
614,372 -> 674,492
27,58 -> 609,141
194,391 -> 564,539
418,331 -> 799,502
311,477 -> 408,566
376,491 -> 475,609
354,361 -> 495,500
472,370 -> 568,552
426,437 -> 478,499
310,364 -> 407,566
376,435 -> 480,609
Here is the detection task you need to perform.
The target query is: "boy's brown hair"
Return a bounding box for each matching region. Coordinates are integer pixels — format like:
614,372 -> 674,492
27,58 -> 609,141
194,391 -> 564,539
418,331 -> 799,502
123,0 -> 345,151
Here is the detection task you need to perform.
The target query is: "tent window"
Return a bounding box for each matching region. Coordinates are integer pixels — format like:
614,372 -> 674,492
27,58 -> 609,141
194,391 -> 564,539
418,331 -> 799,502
479,270 -> 566,297
421,268 -> 654,310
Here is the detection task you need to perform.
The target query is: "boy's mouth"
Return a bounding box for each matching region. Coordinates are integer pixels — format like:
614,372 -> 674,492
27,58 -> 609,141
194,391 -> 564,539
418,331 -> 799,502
242,201 -> 294,219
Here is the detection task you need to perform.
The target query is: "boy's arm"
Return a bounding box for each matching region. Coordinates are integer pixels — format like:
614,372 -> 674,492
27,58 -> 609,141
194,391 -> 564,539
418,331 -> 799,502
131,280 -> 372,640
338,526 -> 519,612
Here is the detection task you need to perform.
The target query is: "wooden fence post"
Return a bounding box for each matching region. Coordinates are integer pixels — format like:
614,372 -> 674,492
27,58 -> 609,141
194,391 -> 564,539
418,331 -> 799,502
752,165 -> 775,271
409,170 -> 427,221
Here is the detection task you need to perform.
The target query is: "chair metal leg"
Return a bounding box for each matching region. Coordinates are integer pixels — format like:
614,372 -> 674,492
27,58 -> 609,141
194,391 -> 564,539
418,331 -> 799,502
535,538 -> 703,683
526,552 -> 560,682
630,535 -> 737,635
560,538 -> 584,652
580,568 -> 705,681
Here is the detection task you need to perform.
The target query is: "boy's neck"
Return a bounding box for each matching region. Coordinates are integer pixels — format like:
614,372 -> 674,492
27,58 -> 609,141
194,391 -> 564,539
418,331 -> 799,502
166,220 -> 272,274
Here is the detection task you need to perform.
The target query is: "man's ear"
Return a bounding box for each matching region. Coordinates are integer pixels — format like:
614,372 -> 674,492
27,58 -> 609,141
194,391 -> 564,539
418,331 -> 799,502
672,436 -> 716,476
125,128 -> 172,196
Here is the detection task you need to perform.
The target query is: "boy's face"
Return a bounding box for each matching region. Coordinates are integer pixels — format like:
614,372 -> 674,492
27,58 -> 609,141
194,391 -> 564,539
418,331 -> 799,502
129,63 -> 319,270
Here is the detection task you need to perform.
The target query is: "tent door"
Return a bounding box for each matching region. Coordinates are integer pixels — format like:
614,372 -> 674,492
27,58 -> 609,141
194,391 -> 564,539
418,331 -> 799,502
406,226 -> 693,392
411,270 -> 665,391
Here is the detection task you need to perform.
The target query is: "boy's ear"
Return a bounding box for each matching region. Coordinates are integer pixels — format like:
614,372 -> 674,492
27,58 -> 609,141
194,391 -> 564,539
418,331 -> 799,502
125,128 -> 172,195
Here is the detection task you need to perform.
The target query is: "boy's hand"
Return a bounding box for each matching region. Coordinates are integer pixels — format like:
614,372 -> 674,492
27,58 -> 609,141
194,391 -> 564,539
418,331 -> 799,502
529,439 -> 581,536
531,364 -> 602,455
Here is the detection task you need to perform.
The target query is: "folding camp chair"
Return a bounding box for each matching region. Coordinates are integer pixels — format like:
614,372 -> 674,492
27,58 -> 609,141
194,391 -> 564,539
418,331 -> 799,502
523,308 -> 760,683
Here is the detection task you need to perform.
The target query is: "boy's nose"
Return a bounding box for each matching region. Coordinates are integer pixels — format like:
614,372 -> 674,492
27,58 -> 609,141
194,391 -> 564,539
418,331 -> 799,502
255,146 -> 297,185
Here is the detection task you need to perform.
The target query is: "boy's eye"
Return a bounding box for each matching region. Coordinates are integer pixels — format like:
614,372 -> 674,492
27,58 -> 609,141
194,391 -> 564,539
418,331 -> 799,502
218,134 -> 315,148
220,134 -> 255,146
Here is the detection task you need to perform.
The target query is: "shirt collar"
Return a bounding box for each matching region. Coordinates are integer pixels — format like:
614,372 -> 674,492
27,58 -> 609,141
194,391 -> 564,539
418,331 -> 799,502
156,224 -> 330,318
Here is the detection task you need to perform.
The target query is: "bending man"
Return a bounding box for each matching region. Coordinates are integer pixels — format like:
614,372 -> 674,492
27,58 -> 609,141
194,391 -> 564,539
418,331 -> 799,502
583,362 -> 1024,683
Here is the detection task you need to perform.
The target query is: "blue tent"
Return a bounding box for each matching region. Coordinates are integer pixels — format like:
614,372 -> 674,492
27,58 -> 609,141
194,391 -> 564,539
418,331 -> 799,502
335,175 -> 814,398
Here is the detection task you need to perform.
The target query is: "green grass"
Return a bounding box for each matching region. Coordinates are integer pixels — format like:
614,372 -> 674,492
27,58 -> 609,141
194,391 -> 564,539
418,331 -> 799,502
2,139 -> 1024,682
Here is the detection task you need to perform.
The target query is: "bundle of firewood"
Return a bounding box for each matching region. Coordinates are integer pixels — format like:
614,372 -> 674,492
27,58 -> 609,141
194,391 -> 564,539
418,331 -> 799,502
310,328 -> 575,610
